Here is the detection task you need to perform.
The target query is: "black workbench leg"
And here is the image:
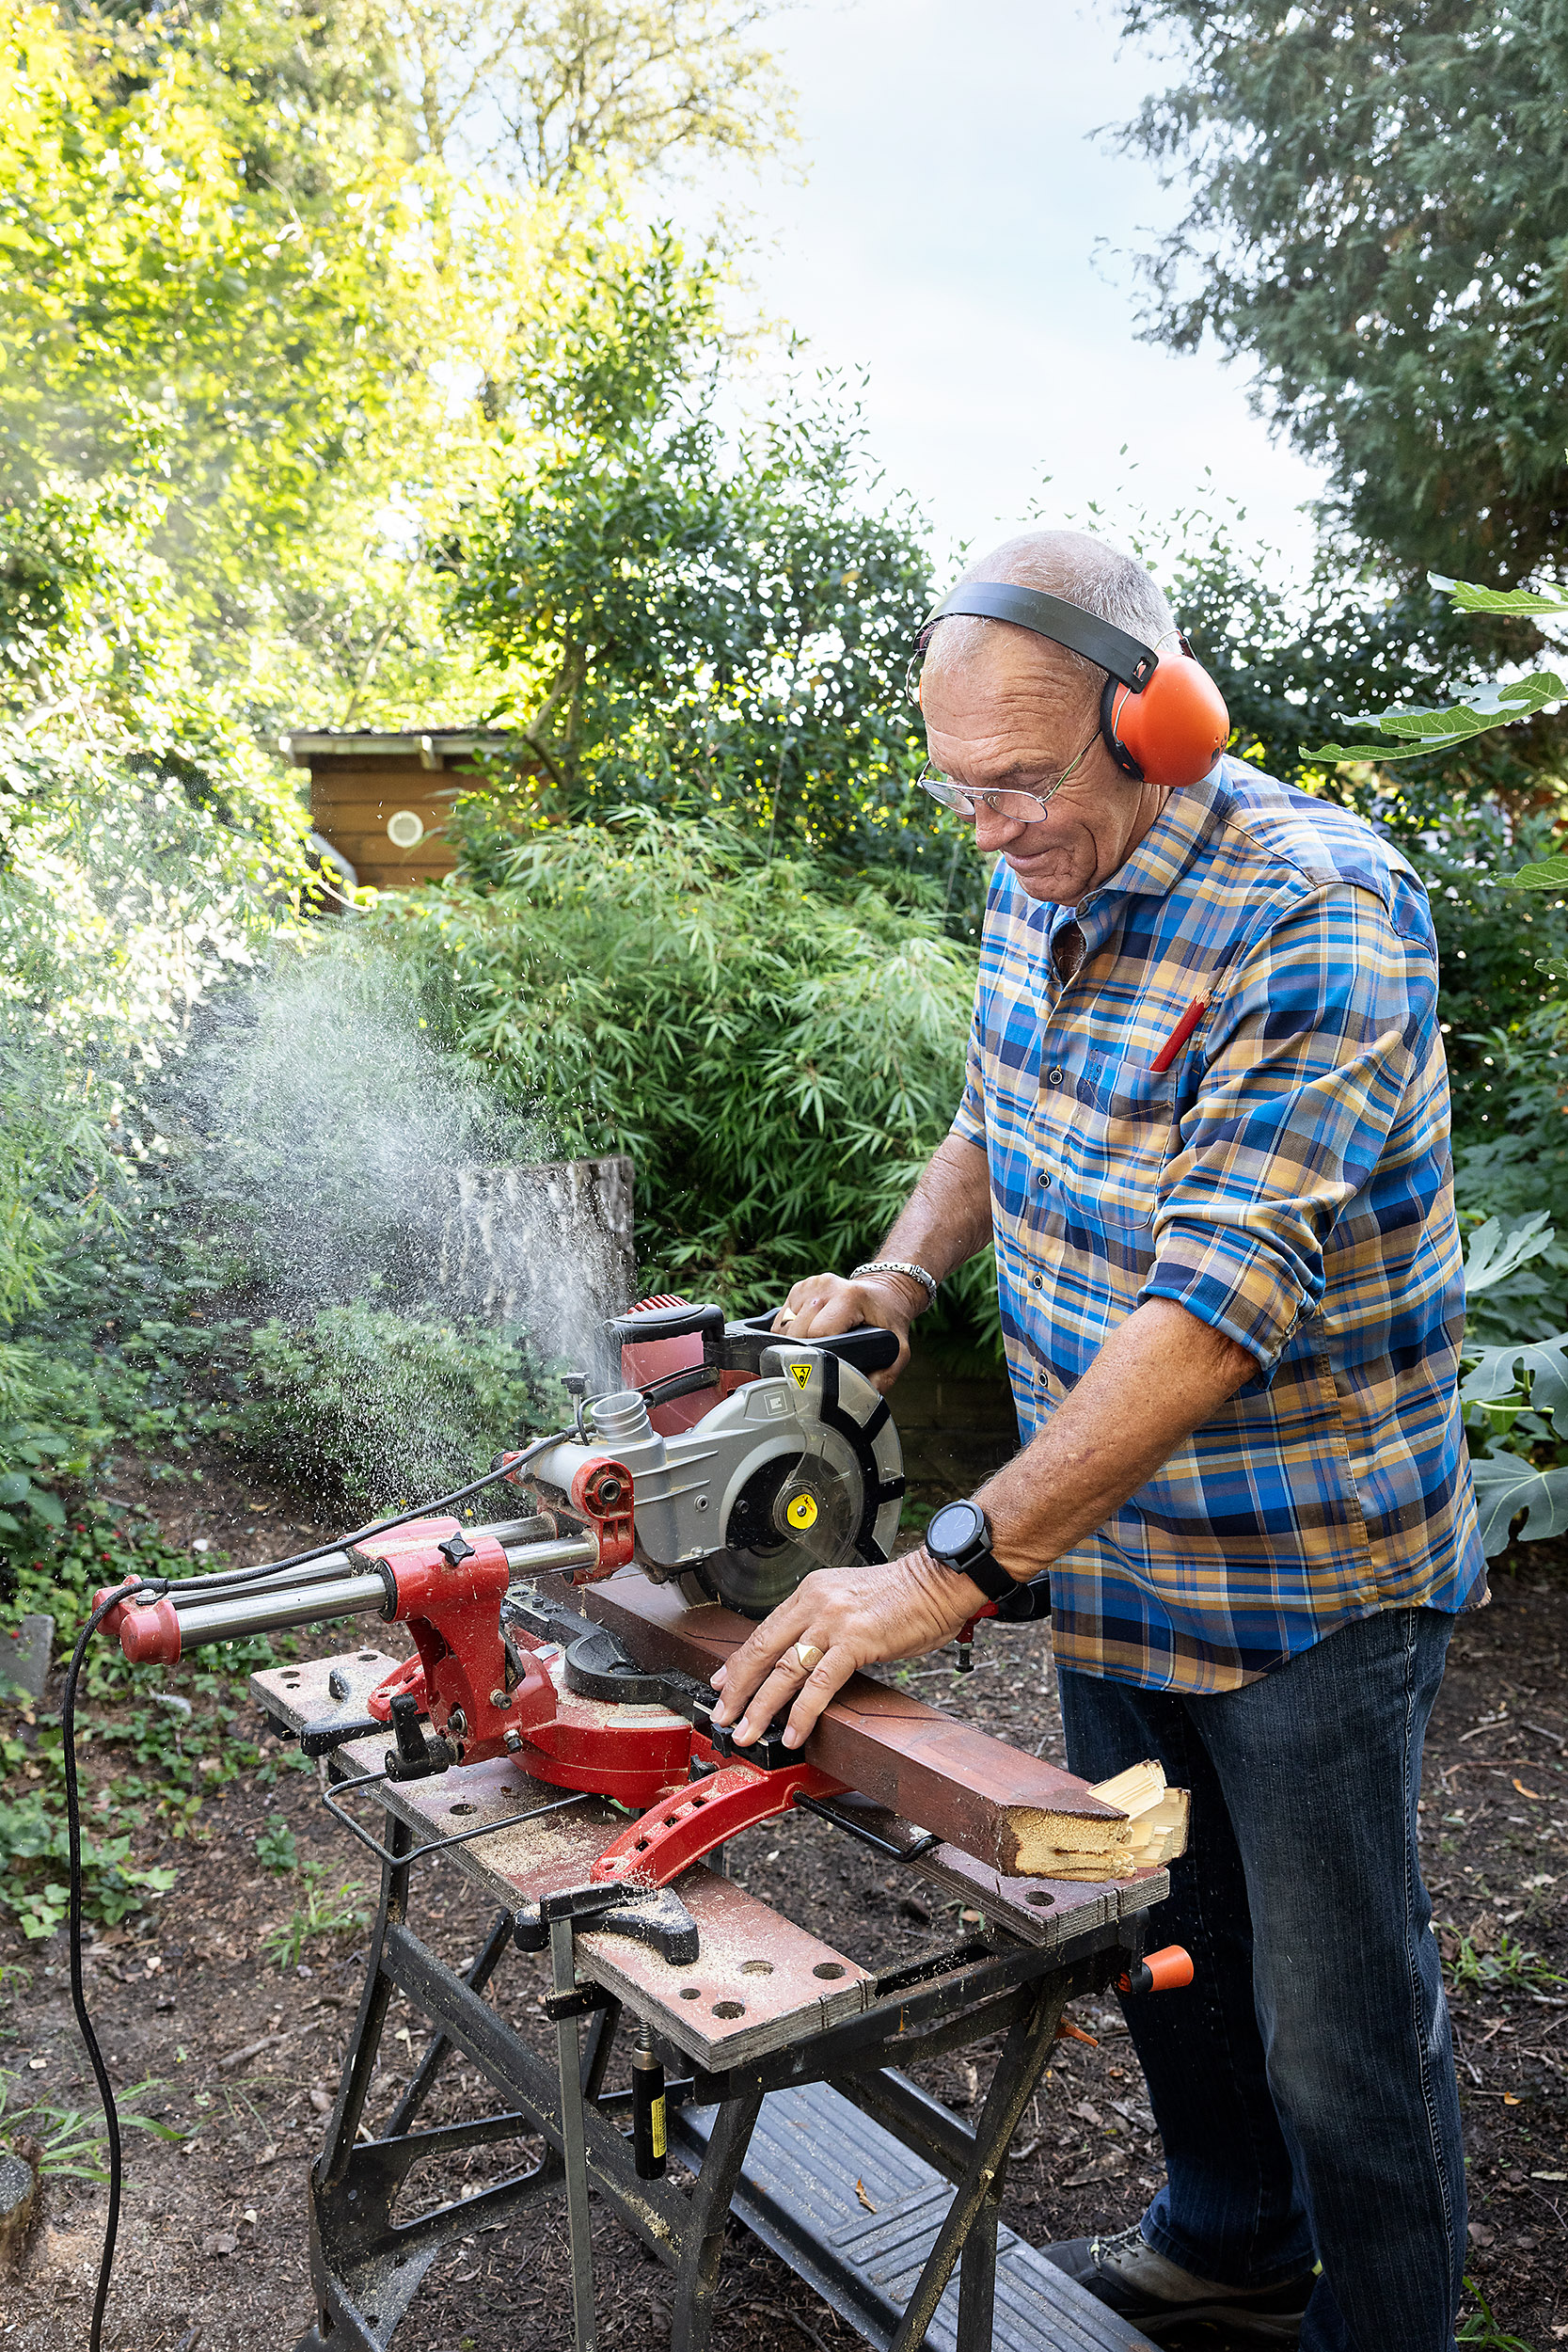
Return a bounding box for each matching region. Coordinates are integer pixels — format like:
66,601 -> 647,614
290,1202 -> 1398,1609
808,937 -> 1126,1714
887,1976 -> 1068,2352
581,1996 -> 623,2105
671,2086 -> 765,2352
385,1907 -> 515,2138
551,1914 -> 599,2352
321,1815 -> 415,2189
956,2195 -> 998,2352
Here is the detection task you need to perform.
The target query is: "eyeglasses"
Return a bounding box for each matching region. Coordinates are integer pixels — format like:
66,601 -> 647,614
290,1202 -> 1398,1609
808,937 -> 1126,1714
915,729 -> 1099,823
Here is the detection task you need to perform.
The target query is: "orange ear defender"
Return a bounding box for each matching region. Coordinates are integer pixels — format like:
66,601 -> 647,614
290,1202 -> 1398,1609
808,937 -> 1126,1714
912,581 -> 1229,790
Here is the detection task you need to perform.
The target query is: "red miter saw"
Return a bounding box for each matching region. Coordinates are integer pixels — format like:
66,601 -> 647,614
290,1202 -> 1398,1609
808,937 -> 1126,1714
95,1298 -> 909,1936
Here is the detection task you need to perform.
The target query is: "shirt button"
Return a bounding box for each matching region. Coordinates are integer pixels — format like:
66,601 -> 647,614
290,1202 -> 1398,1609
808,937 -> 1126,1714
1046,1067 -> 1065,1086
1031,1273 -> 1044,1291
1037,1169 -> 1051,1188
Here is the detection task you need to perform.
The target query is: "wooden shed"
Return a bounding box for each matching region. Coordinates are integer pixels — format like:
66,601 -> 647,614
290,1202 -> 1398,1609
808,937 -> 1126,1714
280,727 -> 526,892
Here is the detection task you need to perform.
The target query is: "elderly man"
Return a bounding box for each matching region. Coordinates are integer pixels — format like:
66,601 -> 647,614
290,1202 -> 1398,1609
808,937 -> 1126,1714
710,530 -> 1485,2351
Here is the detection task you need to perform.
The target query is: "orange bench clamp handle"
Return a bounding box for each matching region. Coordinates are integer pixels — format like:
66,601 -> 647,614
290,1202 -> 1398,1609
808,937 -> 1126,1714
1117,1944 -> 1195,1997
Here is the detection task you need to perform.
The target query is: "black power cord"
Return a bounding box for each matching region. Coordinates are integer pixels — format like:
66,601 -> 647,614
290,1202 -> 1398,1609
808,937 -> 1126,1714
63,1422 -> 582,2343
63,1578 -> 140,2352
158,1433 -> 571,1602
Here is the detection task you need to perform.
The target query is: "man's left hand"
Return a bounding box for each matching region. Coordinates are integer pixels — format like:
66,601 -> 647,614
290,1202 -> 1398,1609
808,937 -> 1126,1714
708,1550 -> 983,1750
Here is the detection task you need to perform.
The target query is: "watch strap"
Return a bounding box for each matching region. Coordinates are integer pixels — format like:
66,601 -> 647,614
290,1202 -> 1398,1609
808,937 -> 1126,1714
943,1547 -> 1017,1605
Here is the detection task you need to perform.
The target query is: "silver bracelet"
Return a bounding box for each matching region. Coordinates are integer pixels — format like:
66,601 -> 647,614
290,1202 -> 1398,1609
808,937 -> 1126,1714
850,1259 -> 938,1307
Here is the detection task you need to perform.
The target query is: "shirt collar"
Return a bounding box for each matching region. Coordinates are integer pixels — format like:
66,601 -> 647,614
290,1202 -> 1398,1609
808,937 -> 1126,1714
1081,761 -> 1230,910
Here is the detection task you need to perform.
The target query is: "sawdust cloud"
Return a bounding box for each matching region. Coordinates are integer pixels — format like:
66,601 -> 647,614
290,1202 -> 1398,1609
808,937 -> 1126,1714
145,936 -> 609,1508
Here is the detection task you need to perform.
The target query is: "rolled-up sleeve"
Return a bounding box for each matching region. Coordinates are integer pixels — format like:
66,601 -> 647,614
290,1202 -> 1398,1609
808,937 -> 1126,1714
1142,882 -> 1430,1379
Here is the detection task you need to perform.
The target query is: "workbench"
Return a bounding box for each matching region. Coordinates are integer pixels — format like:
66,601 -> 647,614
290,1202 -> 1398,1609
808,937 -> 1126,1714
257,1645 -> 1166,2352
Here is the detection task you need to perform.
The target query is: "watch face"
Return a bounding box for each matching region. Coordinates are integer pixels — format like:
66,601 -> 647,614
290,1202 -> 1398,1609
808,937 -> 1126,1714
927,1499 -> 983,1557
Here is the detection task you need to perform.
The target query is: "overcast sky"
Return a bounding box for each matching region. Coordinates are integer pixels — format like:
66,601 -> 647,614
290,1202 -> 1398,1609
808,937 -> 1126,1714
681,0 -> 1328,589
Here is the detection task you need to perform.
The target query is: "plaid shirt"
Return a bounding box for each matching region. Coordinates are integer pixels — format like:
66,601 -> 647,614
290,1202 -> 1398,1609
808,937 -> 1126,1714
953,755 -> 1486,1694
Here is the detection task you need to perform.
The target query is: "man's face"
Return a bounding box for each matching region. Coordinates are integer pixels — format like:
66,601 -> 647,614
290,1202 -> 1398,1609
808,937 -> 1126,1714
921,632 -> 1167,904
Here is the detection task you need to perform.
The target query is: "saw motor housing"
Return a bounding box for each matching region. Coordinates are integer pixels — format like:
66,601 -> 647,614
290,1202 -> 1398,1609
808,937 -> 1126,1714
517,1300 -> 907,1618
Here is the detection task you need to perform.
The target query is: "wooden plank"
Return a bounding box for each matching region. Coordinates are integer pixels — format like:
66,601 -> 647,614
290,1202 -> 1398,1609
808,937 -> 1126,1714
538,1571 -> 1127,1877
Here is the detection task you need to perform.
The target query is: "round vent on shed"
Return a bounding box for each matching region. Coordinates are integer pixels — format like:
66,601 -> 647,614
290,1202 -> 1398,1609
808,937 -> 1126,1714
387,810 -> 425,849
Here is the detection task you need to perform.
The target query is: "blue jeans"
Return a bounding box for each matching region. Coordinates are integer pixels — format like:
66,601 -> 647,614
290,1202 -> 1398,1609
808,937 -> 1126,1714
1057,1606 -> 1465,2352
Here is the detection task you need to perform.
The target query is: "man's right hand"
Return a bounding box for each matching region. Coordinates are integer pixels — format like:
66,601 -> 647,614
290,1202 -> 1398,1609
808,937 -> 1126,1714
770,1271 -> 925,1394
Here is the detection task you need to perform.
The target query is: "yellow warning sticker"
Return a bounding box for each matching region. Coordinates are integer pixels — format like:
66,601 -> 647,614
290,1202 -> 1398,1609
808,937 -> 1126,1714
787,1360 -> 812,1390
785,1493 -> 819,1530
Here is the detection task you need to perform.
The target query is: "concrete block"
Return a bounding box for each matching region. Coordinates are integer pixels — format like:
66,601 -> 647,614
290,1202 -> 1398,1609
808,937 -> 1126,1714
0,1615 -> 53,1704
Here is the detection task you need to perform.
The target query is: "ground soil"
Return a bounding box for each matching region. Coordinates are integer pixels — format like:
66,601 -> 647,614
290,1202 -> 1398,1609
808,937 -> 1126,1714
3,1445 -> 1567,2351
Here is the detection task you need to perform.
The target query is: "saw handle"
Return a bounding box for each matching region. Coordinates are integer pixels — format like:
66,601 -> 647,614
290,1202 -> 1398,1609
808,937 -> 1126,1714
606,1300 -> 725,1349
734,1312 -> 900,1376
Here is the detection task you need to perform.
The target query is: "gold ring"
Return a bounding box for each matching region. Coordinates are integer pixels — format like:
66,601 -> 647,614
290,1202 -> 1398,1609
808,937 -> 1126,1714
794,1641 -> 823,1675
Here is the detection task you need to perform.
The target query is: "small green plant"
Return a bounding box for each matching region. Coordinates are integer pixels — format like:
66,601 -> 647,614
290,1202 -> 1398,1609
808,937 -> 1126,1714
0,2073 -> 183,2180
240,1302 -> 561,1510
0,1793 -> 176,1941
1443,1927 -> 1566,1999
1457,2279 -> 1536,2351
254,1816 -> 298,1873
262,1860 -> 371,1972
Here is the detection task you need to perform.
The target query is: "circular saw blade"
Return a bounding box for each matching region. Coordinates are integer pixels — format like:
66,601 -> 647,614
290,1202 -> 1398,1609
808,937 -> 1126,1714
683,1345 -> 907,1618
705,1442 -> 865,1617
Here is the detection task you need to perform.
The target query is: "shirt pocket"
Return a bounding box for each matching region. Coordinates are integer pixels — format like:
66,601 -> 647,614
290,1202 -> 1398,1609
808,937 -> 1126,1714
1053,1047 -> 1176,1232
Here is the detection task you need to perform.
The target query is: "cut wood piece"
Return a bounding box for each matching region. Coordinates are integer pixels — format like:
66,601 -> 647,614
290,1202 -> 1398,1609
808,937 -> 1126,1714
1087,1759 -> 1167,1820
1128,1788 -> 1190,1865
1026,1760 -> 1192,1882
538,1569 -> 1129,1875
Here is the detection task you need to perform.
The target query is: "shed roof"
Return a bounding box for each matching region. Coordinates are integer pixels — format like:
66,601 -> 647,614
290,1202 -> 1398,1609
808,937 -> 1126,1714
279,728 -> 522,771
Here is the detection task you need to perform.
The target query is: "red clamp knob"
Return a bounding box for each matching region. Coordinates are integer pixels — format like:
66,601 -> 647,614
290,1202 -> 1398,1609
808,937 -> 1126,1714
1117,1944 -> 1194,1997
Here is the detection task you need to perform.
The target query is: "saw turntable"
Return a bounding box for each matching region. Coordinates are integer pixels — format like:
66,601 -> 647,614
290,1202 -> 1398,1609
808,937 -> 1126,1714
87,1299 -> 1190,2352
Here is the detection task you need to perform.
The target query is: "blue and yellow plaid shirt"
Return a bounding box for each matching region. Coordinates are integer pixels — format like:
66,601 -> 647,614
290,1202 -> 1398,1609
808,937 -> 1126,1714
954,755 -> 1487,1693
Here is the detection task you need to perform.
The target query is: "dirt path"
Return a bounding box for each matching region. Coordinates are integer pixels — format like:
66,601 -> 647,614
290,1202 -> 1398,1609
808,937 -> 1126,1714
4,1471 -> 1566,2351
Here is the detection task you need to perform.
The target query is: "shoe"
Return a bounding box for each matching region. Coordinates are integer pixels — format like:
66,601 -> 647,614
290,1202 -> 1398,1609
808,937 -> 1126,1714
1042,2223 -> 1313,2344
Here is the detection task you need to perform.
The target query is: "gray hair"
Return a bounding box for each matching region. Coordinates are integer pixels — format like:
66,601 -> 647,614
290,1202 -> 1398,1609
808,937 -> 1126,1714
928,528 -> 1178,694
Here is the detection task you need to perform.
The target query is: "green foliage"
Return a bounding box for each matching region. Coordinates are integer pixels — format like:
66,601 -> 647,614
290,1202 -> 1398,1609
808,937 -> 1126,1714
254,1816 -> 299,1874
378,810 -> 995,1336
262,1859 -> 372,1973
1456,1223 -> 1568,1551
6,1508 -> 196,1657
238,1303 -> 562,1509
0,2073 -> 183,2179
0,2 -> 431,639
1456,2280 -> 1539,2352
1451,1006 -> 1568,1336
0,1009 -> 126,1449
0,1507 -> 294,1937
0,2 -> 800,735
1444,1926 -> 1565,2001
1115,2 -> 1568,584
368,0 -> 796,192
0,1796 -> 177,1943
454,251 -> 944,875
1314,571 -> 1568,794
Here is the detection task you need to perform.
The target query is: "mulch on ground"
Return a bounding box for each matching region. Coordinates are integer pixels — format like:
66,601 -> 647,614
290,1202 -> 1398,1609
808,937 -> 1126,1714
3,1453 -> 1566,2350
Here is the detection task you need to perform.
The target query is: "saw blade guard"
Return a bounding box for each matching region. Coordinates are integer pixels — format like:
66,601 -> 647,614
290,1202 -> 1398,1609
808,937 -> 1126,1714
524,1301 -> 906,1618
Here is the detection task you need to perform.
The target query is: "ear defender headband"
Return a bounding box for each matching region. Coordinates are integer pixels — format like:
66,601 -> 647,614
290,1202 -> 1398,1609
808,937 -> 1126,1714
912,581 -> 1230,791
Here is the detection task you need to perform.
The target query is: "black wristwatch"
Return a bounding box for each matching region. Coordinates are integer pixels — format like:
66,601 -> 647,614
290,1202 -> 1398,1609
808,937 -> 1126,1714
924,1499 -> 1017,1605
